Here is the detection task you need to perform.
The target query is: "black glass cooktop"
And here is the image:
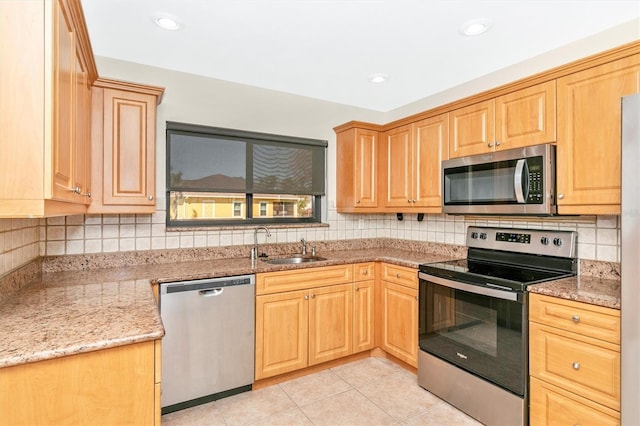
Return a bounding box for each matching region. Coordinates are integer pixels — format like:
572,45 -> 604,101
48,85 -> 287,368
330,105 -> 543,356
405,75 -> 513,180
419,258 -> 574,292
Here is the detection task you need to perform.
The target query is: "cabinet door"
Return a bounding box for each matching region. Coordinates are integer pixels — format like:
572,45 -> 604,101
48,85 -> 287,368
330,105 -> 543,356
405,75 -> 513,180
51,0 -> 76,202
495,80 -> 556,151
557,55 -> 640,214
73,48 -> 91,204
530,377 -> 620,426
0,341 -> 156,425
336,127 -> 379,211
449,99 -> 495,158
354,129 -> 378,208
382,125 -> 413,208
308,283 -> 353,366
354,279 -> 375,353
381,281 -> 418,367
101,88 -> 157,208
413,114 -> 449,209
255,290 -> 308,379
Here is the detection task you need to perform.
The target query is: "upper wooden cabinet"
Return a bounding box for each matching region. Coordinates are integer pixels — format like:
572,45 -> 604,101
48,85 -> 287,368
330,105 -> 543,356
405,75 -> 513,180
556,55 -> 640,215
88,79 -> 164,214
335,124 -> 382,213
449,81 -> 556,158
0,0 -> 97,217
380,114 -> 449,212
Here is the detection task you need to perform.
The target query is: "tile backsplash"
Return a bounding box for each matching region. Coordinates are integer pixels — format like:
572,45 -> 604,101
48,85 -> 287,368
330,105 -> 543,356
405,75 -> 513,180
0,219 -> 40,277
40,198 -> 620,261
0,198 -> 622,278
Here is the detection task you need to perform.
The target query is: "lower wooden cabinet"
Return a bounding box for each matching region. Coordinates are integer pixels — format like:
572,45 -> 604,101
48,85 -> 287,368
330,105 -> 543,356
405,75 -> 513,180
0,340 -> 161,425
255,264 -> 377,380
381,280 -> 418,367
529,293 -> 621,424
530,377 -> 620,426
380,263 -> 418,367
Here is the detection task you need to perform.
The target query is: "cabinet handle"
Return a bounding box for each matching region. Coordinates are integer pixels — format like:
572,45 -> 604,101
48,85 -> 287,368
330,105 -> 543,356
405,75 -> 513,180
495,141 -> 501,146
558,193 -> 564,199
487,142 -> 493,148
572,362 -> 580,370
572,315 -> 580,323
148,195 -> 154,201
304,295 -> 309,300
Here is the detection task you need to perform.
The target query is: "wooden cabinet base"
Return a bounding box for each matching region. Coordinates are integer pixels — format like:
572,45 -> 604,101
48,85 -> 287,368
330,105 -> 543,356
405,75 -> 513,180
0,341 -> 159,425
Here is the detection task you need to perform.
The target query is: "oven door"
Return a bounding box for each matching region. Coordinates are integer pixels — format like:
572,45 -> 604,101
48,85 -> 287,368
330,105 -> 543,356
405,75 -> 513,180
418,272 -> 527,396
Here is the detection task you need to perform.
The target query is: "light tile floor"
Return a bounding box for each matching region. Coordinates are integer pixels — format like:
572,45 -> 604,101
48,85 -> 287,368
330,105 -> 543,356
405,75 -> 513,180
161,357 -> 483,426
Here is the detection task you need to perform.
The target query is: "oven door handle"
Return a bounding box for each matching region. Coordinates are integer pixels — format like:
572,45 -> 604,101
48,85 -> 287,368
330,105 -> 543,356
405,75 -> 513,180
418,272 -> 521,302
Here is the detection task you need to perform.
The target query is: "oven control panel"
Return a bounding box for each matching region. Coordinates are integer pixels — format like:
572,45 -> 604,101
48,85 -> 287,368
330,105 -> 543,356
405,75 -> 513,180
467,226 -> 577,258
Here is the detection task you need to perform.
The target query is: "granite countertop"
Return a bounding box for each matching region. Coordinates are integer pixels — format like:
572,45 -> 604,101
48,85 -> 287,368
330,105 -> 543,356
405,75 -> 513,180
528,275 -> 621,310
0,248 -> 451,369
1,245 -> 622,369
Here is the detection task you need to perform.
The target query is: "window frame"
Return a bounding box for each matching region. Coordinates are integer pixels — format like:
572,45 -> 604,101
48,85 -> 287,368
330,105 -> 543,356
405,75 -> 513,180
166,121 -> 327,228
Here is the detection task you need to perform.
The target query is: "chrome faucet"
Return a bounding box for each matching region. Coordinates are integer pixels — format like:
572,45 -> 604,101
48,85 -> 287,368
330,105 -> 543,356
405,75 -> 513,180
252,226 -> 271,260
300,238 -> 307,256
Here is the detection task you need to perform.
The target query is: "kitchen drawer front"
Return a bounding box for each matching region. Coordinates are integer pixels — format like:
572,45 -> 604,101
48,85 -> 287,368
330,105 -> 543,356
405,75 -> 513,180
381,263 -> 417,289
530,377 -> 620,426
529,293 -> 620,344
256,265 -> 353,295
353,262 -> 375,282
530,322 -> 620,411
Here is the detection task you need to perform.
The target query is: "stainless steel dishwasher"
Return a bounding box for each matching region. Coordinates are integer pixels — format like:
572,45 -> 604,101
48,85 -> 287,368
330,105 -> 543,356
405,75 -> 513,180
159,274 -> 255,414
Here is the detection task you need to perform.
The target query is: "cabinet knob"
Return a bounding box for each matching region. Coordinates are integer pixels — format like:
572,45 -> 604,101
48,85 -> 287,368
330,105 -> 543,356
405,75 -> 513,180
69,187 -> 81,194
572,362 -> 580,370
311,293 -> 315,299
572,315 -> 580,323
148,195 -> 154,201
356,199 -> 361,204
396,273 -> 401,279
362,270 -> 368,275
355,287 -> 359,292
558,193 -> 564,199
487,142 -> 493,148
495,141 -> 500,146
304,295 -> 309,300
407,199 -> 411,203
84,191 -> 92,198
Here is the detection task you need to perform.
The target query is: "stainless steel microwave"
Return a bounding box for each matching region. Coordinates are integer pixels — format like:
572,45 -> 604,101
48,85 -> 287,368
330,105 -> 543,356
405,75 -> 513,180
442,144 -> 556,215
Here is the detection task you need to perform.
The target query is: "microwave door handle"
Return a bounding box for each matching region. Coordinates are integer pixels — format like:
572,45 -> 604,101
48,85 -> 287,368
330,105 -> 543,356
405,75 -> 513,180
514,159 -> 529,203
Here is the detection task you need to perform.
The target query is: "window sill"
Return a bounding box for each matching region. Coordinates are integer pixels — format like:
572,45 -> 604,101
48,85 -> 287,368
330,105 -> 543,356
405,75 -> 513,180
165,222 -> 329,232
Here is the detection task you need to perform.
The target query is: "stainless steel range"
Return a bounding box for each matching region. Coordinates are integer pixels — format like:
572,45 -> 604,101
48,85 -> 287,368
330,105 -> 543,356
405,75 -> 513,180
417,226 -> 577,426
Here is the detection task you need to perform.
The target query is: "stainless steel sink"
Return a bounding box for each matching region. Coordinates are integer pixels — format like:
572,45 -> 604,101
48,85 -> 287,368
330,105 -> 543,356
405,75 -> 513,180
262,255 -> 327,265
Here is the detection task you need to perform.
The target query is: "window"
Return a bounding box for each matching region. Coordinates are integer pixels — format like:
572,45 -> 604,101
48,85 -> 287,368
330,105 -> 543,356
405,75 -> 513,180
259,202 -> 268,217
166,122 -> 327,227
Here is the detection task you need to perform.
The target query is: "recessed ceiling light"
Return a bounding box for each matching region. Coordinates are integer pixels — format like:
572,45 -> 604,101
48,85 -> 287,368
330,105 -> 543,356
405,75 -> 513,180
153,14 -> 182,31
369,73 -> 389,83
460,18 -> 492,36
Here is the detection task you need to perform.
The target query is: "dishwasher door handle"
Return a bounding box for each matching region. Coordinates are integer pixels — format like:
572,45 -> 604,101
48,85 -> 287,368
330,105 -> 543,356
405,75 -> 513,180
199,288 -> 224,297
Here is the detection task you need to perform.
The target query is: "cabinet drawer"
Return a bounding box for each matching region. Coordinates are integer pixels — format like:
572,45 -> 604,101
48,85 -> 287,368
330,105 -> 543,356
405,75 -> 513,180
353,262 -> 375,282
530,377 -> 620,426
381,263 -> 417,289
530,322 -> 620,411
257,265 -> 353,295
530,293 -> 620,344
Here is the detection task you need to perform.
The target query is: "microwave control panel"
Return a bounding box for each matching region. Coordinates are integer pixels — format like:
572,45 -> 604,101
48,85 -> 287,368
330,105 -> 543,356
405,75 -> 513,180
526,158 -> 543,203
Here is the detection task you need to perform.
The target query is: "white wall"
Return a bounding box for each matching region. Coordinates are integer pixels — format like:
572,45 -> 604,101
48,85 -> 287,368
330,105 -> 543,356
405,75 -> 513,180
385,19 -> 640,122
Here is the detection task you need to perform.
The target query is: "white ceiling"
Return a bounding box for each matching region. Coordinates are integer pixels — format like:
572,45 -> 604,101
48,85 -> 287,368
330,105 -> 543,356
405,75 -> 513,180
80,0 -> 640,112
